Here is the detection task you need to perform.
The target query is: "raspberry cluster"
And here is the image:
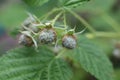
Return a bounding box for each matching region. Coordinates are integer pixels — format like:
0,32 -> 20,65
19,14 -> 77,49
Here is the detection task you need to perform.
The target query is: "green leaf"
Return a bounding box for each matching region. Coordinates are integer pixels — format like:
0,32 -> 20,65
66,36 -> 114,80
0,46 -> 73,80
22,0 -> 58,18
58,0 -> 68,6
59,0 -> 90,8
22,0 -> 49,7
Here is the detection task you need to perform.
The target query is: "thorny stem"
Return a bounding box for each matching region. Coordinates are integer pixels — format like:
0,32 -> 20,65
65,8 -> 96,34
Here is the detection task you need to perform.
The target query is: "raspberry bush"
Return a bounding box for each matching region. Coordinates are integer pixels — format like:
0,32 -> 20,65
0,0 -> 114,80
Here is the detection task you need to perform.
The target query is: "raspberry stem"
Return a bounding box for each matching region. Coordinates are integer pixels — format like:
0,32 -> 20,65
21,24 -> 37,35
63,10 -> 68,29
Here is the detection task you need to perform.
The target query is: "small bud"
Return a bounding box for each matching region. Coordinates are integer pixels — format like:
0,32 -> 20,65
62,35 -> 77,49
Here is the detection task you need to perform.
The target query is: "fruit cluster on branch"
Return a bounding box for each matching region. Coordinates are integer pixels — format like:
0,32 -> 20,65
18,14 -> 77,50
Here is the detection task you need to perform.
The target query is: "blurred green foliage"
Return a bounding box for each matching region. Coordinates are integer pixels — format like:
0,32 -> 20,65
0,4 -> 27,29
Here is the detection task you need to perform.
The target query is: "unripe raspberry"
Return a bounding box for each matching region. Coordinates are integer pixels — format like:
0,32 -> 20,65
23,13 -> 39,26
21,14 -> 41,33
19,34 -> 33,46
39,28 -> 56,44
62,35 -> 77,49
